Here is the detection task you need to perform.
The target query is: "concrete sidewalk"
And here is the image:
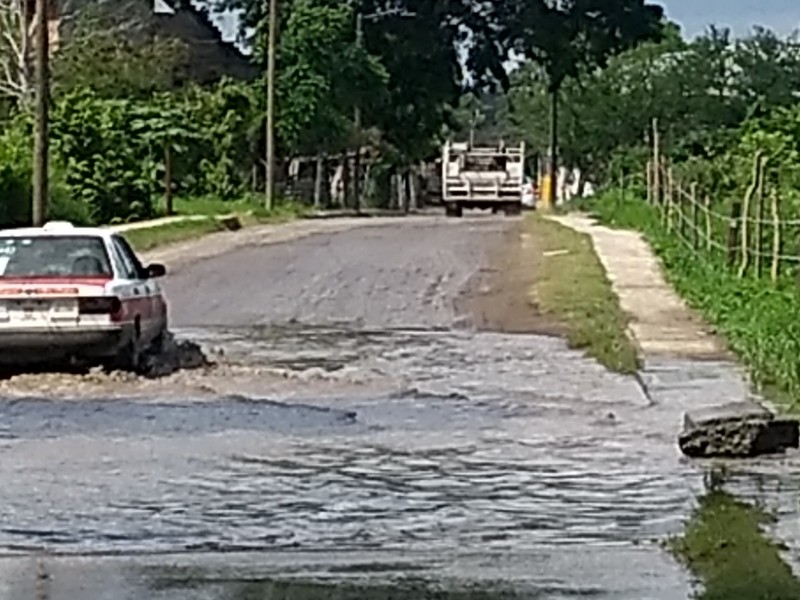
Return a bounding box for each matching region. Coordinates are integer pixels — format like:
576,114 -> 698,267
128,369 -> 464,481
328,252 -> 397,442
550,213 -> 726,360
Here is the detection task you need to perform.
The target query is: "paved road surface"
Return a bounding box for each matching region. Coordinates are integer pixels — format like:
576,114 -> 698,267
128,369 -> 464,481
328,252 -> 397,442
0,215 -> 791,600
162,216 -> 509,330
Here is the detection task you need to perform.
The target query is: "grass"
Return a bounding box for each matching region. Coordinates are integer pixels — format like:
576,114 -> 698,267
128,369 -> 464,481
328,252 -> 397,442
123,218 -> 224,252
119,196 -> 309,252
669,487 -> 800,600
526,214 -> 641,374
173,195 -> 307,222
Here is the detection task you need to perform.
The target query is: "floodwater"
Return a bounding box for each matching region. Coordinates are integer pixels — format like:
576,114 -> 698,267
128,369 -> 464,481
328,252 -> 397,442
0,325 -> 781,600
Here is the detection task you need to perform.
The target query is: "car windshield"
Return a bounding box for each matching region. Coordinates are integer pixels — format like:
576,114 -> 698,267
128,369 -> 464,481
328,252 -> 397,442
0,235 -> 113,278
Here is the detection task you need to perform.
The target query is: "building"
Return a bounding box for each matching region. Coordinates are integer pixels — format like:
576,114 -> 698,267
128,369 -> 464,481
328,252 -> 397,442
29,0 -> 256,84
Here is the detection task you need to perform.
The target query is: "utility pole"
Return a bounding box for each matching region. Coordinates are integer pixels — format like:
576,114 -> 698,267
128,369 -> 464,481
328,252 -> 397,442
32,0 -> 50,227
547,88 -> 558,209
353,11 -> 363,214
265,0 -> 278,210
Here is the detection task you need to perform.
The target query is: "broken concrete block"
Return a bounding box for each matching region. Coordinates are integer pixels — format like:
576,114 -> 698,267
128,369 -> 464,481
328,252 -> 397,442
679,402 -> 799,458
217,215 -> 243,231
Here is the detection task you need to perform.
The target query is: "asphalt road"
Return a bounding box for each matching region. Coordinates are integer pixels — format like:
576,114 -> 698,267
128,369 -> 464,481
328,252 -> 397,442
0,214 -> 776,600
162,215 -> 512,329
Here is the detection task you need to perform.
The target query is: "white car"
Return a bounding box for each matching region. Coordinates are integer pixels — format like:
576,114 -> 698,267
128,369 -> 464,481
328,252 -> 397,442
0,221 -> 168,371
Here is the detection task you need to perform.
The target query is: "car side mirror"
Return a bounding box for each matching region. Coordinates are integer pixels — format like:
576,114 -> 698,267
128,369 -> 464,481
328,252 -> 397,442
146,263 -> 167,278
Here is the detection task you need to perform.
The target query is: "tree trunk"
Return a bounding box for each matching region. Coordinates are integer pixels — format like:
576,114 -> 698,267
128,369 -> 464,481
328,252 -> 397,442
341,153 -> 350,209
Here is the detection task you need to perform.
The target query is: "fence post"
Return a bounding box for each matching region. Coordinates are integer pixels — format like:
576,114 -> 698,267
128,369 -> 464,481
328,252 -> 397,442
727,201 -> 742,270
691,182 -> 699,250
738,153 -> 763,279
646,160 -> 652,204
678,181 -> 687,240
652,118 -> 661,205
755,167 -> 766,279
705,196 -> 713,253
666,167 -> 674,233
771,190 -> 780,285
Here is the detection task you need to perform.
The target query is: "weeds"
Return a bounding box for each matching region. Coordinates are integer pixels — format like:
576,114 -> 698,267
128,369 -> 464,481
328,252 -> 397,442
669,488 -> 800,600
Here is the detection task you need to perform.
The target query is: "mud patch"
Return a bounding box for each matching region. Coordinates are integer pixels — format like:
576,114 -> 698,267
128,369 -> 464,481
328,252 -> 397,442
140,333 -> 211,378
455,220 -> 565,336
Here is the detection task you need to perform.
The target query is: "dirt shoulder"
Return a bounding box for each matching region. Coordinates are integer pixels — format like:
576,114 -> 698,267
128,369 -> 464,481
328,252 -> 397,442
456,214 -> 639,374
455,219 -> 565,336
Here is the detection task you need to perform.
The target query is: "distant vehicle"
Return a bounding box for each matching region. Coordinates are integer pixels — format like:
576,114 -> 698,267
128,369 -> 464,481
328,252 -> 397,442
441,140 -> 526,217
0,221 -> 168,371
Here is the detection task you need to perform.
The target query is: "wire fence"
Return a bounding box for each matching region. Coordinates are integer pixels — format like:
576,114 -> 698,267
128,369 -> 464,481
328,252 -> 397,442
644,128 -> 800,284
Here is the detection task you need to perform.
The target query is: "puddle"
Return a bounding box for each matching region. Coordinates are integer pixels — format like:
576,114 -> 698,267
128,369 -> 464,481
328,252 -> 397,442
0,326 -> 791,598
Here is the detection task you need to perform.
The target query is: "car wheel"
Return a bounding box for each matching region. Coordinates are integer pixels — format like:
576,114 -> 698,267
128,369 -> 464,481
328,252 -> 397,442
112,340 -> 141,373
149,324 -> 169,355
112,320 -> 142,373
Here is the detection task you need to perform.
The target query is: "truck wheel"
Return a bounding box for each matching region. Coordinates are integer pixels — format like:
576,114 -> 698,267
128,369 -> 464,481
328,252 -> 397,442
504,203 -> 522,216
445,203 -> 463,218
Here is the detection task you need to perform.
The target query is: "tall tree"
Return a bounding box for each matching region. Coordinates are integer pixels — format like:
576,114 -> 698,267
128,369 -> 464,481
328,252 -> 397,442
475,0 -> 665,204
0,0 -> 31,104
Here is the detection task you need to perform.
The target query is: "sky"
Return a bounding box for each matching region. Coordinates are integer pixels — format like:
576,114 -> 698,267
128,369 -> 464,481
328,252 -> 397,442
662,0 -> 800,38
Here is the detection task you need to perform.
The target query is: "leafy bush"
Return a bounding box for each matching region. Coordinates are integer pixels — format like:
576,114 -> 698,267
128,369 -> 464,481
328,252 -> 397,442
0,79 -> 266,228
50,88 -> 160,223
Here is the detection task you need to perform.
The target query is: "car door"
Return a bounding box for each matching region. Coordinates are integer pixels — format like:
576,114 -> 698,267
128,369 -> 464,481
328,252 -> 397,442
108,236 -> 154,342
112,235 -> 166,341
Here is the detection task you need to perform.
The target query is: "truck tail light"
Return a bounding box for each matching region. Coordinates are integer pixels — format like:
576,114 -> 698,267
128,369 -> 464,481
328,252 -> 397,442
78,297 -> 122,315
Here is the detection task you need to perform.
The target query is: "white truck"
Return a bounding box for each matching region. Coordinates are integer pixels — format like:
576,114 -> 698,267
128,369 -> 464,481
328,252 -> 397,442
441,141 -> 526,217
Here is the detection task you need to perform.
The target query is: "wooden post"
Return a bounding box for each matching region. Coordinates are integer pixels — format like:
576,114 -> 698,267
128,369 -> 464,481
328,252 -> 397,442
652,118 -> 661,205
341,152 -> 350,208
32,0 -> 51,227
738,153 -> 763,279
691,182 -> 699,250
646,160 -> 652,204
264,0 -> 278,210
164,144 -> 173,216
727,201 -> 742,270
666,167 -> 674,232
755,160 -> 767,279
313,154 -> 323,208
680,182 -> 688,241
771,190 -> 780,285
705,196 -> 713,253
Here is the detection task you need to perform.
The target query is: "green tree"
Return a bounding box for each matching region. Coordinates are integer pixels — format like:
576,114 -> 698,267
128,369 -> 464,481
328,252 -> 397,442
480,0 -> 665,202
276,0 -> 387,157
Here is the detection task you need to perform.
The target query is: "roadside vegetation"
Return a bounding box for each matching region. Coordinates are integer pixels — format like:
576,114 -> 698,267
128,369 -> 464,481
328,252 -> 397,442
491,20 -> 800,595
0,0 -> 665,230
582,189 -> 800,409
471,17 -> 800,408
669,472 -> 800,600
527,216 -> 640,374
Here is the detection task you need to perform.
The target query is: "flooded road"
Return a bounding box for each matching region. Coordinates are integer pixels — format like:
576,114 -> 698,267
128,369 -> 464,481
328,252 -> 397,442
0,216 -> 784,599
